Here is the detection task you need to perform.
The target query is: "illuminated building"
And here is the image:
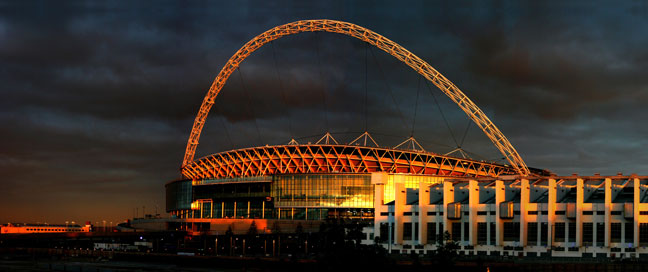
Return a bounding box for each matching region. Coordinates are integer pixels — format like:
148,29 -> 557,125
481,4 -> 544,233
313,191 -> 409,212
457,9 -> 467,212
1,223 -> 92,234
367,174 -> 648,258
160,19 -> 648,258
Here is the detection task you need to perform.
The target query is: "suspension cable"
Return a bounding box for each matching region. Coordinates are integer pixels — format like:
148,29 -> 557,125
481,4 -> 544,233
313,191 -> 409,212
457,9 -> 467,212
213,105 -> 234,151
411,75 -> 421,137
237,67 -> 263,145
314,32 -> 330,132
423,79 -> 459,147
368,46 -> 410,132
459,119 -> 471,148
270,41 -> 294,138
364,42 -> 369,132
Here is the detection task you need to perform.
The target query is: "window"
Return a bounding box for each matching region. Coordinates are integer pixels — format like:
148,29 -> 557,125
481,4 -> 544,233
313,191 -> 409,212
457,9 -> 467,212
528,211 -> 538,215
427,211 -> 436,216
625,222 -> 634,243
541,223 -> 548,246
464,222 -> 469,242
527,223 -> 538,246
452,222 -> 462,242
568,222 -> 576,243
503,222 -> 520,242
611,223 -> 622,243
403,222 -> 413,241
596,223 -> 605,246
611,211 -> 622,215
427,223 -> 437,244
583,223 -> 593,246
477,211 -> 488,215
414,223 -> 419,241
640,223 -> 648,246
380,223 -> 389,242
583,211 -> 593,215
477,223 -> 487,245
555,223 -> 565,242
438,223 -> 444,241
640,211 -> 648,216
555,211 -> 566,215
490,222 -> 496,245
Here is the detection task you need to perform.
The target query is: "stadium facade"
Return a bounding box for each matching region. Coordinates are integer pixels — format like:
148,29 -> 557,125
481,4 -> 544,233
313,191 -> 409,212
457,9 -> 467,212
161,19 -> 648,258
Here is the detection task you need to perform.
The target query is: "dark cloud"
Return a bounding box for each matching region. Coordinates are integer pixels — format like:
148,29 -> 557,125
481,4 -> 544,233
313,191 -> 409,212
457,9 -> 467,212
2,1 -> 648,223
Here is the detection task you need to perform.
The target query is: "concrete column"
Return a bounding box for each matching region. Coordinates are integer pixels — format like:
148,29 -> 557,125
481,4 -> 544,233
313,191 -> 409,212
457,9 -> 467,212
520,179 -> 530,247
371,172 -> 387,238
576,178 -> 584,247
419,181 -> 431,244
443,181 -> 455,236
468,180 -> 478,246
394,182 -> 406,245
548,178 -> 557,247
495,180 -> 505,246
605,178 -> 611,247
634,178 -> 640,247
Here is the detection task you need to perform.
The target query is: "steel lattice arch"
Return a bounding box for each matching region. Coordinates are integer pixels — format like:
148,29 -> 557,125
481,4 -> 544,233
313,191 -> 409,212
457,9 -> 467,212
182,19 -> 531,176
182,144 -> 527,180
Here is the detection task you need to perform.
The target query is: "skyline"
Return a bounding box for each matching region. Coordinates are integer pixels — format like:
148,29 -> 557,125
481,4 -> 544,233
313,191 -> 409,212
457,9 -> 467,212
2,1 -> 648,224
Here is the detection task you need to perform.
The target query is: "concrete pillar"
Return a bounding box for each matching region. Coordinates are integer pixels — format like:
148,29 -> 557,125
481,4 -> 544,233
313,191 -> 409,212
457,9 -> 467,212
576,178 -> 584,247
634,178 -> 640,247
605,178 -> 612,247
468,180 -> 478,246
371,172 -> 388,239
548,178 -> 556,247
419,181 -> 431,244
495,180 -> 505,246
394,182 -> 406,245
443,181 -> 455,237
520,179 -> 530,247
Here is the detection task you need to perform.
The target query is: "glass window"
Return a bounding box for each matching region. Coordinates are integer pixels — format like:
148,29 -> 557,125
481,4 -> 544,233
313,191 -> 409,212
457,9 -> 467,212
583,223 -> 593,246
403,222 -> 412,241
380,223 -> 389,243
451,222 -> 461,241
541,223 -> 548,246
611,223 -> 621,243
625,222 -> 634,243
596,223 -> 605,246
555,222 -> 565,242
201,201 -> 212,218
527,222 -> 538,246
383,174 -> 444,204
427,223 -> 437,244
568,222 -> 576,243
477,222 -> 487,245
273,174 -> 374,208
224,202 -> 234,218
490,222 -> 496,245
503,222 -> 520,242
236,201 -> 248,218
640,223 -> 648,246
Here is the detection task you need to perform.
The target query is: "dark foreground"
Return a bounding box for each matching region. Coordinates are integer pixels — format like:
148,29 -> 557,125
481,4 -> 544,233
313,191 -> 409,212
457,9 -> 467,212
3,248 -> 648,272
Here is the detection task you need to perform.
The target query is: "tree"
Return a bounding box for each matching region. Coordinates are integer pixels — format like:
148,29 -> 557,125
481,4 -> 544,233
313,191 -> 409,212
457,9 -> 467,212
434,231 -> 459,268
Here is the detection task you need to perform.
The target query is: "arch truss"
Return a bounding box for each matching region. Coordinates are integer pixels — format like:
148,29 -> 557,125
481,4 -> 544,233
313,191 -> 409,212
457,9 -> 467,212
183,19 -> 531,176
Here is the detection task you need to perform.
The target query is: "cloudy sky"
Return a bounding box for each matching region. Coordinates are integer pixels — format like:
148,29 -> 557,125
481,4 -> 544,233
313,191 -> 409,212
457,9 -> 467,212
2,1 -> 648,224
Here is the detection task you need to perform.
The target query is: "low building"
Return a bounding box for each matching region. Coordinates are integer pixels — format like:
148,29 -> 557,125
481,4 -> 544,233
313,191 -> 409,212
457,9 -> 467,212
367,173 -> 648,258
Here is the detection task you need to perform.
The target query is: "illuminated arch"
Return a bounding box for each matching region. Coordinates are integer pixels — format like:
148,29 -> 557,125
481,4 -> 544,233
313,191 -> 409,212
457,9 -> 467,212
182,19 -> 531,176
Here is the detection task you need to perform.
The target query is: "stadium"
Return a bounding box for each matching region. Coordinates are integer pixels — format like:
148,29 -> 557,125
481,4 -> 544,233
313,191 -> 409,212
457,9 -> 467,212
160,20 -> 648,258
